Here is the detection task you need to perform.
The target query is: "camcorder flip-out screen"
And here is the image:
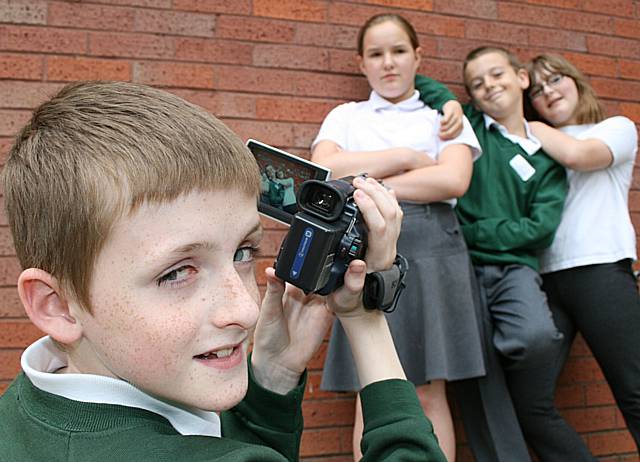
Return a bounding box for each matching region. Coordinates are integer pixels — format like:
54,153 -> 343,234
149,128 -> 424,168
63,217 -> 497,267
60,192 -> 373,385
247,139 -> 331,225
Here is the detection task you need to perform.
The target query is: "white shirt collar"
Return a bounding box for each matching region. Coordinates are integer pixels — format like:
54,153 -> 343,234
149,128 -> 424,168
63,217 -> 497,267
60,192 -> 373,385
368,90 -> 425,112
21,336 -> 221,437
483,114 -> 541,155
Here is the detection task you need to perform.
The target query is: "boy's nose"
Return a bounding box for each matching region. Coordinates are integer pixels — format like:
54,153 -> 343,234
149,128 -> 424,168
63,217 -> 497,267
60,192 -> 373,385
383,52 -> 393,68
208,271 -> 259,329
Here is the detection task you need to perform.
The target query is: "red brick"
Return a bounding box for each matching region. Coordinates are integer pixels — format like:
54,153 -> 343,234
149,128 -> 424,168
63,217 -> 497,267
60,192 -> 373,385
559,356 -> 604,384
255,229 -> 286,256
420,58 -> 462,83
588,429 -> 637,456
293,123 -> 323,148
564,406 -> 618,433
0,110 -> 31,137
48,2 -> 135,31
254,257 -> 274,286
0,320 -> 42,348
591,78 -> 640,103
585,382 -> 616,406
0,0 -> 46,25
555,10 -> 614,34
98,0 -> 171,7
0,382 -> 8,395
434,0 -> 497,19
350,0 -> 433,10
215,65 -> 369,100
226,119 -> 297,148
175,37 -> 253,65
410,14 -> 466,39
134,61 -> 214,89
303,398 -> 354,427
216,15 -> 296,43
0,226 -> 14,256
528,27 -> 587,52
328,49 -> 360,74
294,23 -> 358,49
134,9 -> 214,37
619,60 -> 640,80
465,19 -> 529,46
305,370 -> 347,399
46,56 -> 131,82
0,349 -> 21,380
561,52 -> 618,79
254,0 -> 328,22
615,18 -> 640,40
0,53 -> 42,80
436,37 -> 481,61
260,214 -> 289,231
620,102 -> 640,124
497,3 -> 556,25
0,25 -> 86,54
300,426 -> 352,457
0,287 -> 23,318
173,0 -> 251,15
555,383 -> 585,408
89,31 -> 174,59
582,0 -> 634,17
0,81 -> 61,110
256,97 -> 339,123
526,0 -> 579,7
253,44 -> 329,71
569,333 -> 591,357
587,36 -> 640,60
171,90 -> 256,119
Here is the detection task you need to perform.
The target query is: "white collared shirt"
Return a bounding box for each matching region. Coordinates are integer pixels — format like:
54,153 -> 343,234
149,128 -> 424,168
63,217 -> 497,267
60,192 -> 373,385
482,114 -> 542,155
312,90 -> 482,206
21,336 -> 221,437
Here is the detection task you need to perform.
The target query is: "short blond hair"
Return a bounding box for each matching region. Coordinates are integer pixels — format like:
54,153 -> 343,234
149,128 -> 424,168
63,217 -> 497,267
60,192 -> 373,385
3,81 -> 260,311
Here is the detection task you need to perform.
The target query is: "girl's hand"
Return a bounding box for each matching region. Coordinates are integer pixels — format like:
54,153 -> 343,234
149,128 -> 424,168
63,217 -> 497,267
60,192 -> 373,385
440,100 -> 464,140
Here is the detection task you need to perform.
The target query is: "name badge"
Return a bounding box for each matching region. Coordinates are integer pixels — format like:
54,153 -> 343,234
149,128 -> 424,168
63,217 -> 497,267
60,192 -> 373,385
509,154 -> 535,181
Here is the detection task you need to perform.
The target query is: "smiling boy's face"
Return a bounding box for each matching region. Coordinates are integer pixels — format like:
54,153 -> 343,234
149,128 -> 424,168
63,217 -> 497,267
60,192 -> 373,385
67,189 -> 262,412
464,51 -> 529,121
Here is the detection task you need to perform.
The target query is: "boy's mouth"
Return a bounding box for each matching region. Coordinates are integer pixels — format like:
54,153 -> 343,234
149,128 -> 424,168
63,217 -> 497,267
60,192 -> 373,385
195,347 -> 235,359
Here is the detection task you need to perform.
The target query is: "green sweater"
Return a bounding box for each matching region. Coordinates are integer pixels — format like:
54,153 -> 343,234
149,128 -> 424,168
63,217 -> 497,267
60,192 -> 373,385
415,75 -> 567,270
0,367 -> 446,461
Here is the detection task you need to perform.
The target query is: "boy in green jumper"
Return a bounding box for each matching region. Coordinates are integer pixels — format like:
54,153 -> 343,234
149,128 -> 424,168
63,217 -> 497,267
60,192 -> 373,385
0,81 -> 446,462
416,47 -> 567,462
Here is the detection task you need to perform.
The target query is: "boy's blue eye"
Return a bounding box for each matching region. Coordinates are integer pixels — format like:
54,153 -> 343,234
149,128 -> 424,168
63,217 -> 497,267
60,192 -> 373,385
234,247 -> 257,263
157,265 -> 195,286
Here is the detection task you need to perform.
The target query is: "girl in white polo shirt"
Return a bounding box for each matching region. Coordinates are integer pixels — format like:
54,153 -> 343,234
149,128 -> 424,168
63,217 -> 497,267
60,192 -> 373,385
522,53 -> 640,460
311,13 -> 485,461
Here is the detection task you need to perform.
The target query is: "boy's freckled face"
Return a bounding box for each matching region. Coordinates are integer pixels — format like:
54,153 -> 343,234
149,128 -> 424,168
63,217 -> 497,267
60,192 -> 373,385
70,190 -> 262,412
464,52 -> 529,121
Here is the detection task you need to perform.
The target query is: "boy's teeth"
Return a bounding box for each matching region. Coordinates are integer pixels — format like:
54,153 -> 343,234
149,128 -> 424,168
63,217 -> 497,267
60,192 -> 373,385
216,348 -> 233,358
200,347 -> 234,359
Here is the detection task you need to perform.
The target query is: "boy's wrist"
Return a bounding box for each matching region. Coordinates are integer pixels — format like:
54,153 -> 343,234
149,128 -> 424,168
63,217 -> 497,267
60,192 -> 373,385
250,354 -> 302,395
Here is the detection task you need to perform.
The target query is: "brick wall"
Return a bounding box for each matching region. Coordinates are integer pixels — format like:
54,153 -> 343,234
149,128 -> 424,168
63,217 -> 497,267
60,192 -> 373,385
1,0 -> 639,460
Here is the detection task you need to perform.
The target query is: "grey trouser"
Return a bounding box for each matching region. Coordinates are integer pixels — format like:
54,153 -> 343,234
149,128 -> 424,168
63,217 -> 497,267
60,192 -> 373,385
455,264 -> 564,462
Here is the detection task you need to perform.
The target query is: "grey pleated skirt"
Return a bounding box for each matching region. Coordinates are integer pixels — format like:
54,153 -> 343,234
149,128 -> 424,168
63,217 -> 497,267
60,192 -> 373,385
321,202 -> 486,391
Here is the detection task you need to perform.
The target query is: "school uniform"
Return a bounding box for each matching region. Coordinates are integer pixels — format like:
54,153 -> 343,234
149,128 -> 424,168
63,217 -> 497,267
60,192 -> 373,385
416,74 -> 568,462
315,90 -> 486,391
0,336 -> 447,461
521,116 -> 640,460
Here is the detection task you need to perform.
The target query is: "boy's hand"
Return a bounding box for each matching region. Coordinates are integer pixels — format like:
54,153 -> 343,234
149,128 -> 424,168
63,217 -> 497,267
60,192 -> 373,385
251,269 -> 334,395
440,100 -> 464,140
352,176 -> 403,273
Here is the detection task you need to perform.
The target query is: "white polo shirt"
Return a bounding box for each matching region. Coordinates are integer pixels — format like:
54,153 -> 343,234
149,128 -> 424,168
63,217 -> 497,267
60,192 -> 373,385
313,91 -> 481,205
539,116 -> 638,273
21,336 -> 222,437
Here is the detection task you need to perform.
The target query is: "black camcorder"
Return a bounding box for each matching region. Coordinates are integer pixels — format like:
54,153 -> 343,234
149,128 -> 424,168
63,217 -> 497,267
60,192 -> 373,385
274,176 -> 366,295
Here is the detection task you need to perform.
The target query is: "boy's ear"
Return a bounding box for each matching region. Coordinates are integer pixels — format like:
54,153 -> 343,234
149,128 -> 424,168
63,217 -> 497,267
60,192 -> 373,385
18,268 -> 83,344
517,67 -> 530,91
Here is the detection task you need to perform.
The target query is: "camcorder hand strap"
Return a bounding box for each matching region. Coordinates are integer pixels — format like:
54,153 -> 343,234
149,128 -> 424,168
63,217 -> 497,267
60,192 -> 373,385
362,254 -> 409,313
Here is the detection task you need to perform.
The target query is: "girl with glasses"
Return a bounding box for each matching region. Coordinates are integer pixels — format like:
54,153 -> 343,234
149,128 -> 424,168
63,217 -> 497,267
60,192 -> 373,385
522,53 -> 640,460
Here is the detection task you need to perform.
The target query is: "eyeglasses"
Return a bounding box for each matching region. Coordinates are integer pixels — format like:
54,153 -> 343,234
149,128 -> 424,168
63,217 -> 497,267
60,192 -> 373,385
529,73 -> 565,100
